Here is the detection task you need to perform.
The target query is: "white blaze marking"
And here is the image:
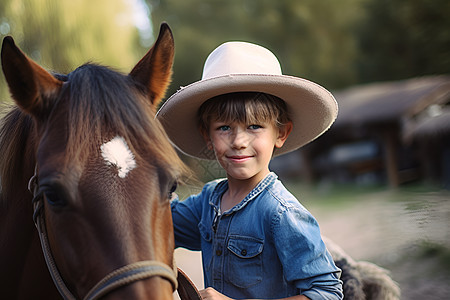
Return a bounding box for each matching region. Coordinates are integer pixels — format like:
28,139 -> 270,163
100,136 -> 137,178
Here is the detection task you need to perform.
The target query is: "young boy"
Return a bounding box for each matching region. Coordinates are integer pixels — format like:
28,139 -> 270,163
157,42 -> 343,299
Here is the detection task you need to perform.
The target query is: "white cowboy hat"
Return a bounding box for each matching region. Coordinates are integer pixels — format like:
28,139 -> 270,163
156,41 -> 338,160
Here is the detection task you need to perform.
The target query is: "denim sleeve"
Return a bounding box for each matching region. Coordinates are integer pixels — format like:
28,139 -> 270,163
171,193 -> 204,250
272,206 -> 343,299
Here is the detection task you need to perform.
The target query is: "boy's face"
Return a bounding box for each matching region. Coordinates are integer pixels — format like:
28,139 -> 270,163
203,119 -> 291,183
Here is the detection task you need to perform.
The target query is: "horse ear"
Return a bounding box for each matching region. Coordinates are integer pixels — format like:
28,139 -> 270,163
1,36 -> 62,117
129,23 -> 175,110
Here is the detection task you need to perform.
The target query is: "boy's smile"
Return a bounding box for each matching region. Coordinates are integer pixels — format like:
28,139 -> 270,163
227,155 -> 253,163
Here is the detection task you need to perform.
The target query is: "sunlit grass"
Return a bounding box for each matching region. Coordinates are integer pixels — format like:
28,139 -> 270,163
283,179 -> 446,208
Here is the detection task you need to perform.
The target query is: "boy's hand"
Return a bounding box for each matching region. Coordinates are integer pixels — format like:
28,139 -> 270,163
199,287 -> 310,300
199,287 -> 232,300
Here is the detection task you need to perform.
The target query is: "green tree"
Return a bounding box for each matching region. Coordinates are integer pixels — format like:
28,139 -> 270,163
148,0 -> 449,98
357,0 -> 450,82
148,0 -> 364,98
1,0 -> 144,105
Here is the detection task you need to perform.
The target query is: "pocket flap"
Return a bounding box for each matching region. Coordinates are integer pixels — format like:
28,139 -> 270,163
228,236 -> 263,258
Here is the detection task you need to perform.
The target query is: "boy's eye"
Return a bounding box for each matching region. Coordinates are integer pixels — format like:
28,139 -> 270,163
218,125 -> 230,131
249,124 -> 263,130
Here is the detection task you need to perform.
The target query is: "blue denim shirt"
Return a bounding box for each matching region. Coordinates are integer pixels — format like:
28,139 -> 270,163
171,172 -> 343,299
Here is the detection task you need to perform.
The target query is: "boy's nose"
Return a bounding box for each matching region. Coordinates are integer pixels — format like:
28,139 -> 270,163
231,128 -> 249,149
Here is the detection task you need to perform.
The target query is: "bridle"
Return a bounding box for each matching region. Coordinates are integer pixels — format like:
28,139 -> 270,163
27,166 -> 193,300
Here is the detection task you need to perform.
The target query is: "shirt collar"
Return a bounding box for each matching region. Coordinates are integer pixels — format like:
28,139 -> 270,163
209,172 -> 278,214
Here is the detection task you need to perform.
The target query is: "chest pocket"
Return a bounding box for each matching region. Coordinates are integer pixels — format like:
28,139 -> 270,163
227,236 -> 264,288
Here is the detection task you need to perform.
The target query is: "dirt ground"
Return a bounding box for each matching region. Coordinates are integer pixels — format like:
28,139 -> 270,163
308,188 -> 450,299
173,186 -> 450,299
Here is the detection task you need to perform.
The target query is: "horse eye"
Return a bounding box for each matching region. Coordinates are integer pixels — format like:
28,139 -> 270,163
170,182 -> 177,194
39,179 -> 70,208
40,182 -> 68,207
168,182 -> 177,199
43,190 -> 67,207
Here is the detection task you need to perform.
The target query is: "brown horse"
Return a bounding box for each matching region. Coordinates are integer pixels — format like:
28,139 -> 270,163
0,23 -> 188,299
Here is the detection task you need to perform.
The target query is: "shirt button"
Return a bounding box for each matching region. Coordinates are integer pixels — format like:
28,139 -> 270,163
241,249 -> 247,256
216,249 -> 222,256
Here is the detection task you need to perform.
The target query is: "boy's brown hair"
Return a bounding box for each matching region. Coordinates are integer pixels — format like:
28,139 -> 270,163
198,92 -> 291,133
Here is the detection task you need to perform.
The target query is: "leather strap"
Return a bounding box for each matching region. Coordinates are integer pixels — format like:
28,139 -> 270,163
177,268 -> 202,300
84,261 -> 178,300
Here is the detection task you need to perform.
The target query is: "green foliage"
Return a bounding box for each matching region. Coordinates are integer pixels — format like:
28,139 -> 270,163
0,0 -> 144,104
148,0 -> 364,97
1,0 -> 448,105
357,0 -> 450,82
148,0 -> 449,100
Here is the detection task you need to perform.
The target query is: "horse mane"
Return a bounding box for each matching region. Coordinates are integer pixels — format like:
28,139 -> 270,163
1,63 -> 188,204
0,106 -> 36,204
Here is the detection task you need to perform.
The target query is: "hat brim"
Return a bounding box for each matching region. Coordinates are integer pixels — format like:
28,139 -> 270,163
157,74 -> 338,160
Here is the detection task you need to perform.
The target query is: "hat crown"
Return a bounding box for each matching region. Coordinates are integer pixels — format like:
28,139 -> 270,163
202,41 -> 282,80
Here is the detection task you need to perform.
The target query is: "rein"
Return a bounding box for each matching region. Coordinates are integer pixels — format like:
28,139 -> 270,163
28,167 -> 200,300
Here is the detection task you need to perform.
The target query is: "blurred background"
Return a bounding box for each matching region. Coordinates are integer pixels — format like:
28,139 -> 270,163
1,0 -> 449,299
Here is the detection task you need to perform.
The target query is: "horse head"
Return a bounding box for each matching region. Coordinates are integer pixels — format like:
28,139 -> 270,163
1,23 -> 186,299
